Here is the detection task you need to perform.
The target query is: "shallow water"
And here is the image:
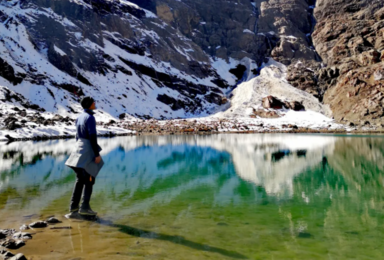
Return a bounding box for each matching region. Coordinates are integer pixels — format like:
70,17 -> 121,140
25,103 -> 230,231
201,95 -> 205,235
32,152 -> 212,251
1,134 -> 384,259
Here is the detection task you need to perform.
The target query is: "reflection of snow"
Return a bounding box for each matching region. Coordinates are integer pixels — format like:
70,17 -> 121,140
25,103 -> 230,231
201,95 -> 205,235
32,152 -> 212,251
189,134 -> 336,197
0,134 -> 339,223
1,134 -> 337,200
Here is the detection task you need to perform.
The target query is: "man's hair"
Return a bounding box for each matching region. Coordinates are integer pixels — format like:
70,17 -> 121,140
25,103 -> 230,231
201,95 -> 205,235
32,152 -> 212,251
80,96 -> 95,109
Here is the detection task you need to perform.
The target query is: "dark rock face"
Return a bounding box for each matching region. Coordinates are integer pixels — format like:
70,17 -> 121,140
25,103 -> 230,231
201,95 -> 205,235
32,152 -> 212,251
0,58 -> 24,85
258,0 -> 319,65
157,0 -> 258,61
313,0 -> 384,124
287,61 -> 322,99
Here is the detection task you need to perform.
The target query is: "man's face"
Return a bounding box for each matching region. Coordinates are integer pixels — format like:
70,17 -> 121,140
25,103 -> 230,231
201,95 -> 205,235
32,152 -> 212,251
89,102 -> 96,110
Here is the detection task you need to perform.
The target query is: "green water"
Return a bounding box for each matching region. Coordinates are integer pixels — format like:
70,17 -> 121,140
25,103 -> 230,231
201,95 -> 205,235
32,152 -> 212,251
1,134 -> 384,259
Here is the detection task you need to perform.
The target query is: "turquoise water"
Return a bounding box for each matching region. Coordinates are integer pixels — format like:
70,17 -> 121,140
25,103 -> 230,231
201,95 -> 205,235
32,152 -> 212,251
1,134 -> 384,259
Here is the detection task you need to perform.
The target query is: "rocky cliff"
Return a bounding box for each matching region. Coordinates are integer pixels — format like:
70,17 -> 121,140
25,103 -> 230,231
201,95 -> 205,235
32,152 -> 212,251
313,0 -> 384,126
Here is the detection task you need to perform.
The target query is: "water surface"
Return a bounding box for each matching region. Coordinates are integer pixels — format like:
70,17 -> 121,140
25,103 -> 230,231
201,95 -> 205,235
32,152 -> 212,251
1,134 -> 384,259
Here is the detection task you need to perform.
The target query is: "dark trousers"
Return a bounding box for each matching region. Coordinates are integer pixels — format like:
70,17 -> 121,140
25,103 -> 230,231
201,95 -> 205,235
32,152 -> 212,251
70,167 -> 95,210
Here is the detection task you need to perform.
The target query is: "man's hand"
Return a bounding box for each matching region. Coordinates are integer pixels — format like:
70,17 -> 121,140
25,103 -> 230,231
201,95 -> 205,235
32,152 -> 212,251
95,156 -> 102,164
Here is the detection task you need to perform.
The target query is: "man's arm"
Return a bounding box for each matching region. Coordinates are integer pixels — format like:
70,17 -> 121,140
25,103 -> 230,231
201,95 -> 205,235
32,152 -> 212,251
87,116 -> 100,158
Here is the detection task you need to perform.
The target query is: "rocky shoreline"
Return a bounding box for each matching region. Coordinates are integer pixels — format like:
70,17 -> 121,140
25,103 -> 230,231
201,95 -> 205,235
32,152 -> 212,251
2,105 -> 384,143
0,217 -> 67,260
2,120 -> 384,143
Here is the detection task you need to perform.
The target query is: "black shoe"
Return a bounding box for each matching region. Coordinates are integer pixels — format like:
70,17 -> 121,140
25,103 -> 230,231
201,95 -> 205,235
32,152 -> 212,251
79,208 -> 97,216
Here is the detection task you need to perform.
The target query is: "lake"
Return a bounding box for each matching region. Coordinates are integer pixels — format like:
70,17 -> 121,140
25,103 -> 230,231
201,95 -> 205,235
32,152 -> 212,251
1,134 -> 384,259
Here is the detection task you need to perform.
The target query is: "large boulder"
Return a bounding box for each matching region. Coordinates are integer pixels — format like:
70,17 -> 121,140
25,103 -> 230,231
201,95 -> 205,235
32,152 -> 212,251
262,96 -> 286,110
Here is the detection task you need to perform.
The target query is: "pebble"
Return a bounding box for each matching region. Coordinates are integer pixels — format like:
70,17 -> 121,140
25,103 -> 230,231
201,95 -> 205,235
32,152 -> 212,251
9,253 -> 28,260
0,239 -> 25,249
12,232 -> 32,240
0,229 -> 15,238
28,221 -> 47,228
0,248 -> 15,259
46,217 -> 61,224
19,225 -> 30,231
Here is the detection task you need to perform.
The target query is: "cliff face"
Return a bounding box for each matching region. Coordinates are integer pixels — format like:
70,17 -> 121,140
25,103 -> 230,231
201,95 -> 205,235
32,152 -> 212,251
312,0 -> 384,125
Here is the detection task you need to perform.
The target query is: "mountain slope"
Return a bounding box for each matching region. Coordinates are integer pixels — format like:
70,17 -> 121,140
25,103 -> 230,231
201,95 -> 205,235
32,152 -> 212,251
0,0 -> 230,120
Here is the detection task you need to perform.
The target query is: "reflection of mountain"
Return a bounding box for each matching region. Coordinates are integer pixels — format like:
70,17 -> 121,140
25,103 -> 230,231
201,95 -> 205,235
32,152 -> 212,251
189,134 -> 337,197
1,134 -> 337,199
2,135 -> 384,258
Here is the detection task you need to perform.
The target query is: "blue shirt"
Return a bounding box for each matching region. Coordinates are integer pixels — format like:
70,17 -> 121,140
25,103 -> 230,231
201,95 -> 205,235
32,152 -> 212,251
76,109 -> 97,140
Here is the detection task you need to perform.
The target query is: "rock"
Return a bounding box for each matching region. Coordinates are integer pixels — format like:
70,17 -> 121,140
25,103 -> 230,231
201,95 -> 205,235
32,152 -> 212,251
118,113 -> 126,120
6,122 -> 22,130
52,114 -> 64,121
252,109 -> 281,119
108,120 -> 116,125
46,217 -> 61,224
19,225 -> 30,231
0,229 -> 15,238
262,96 -> 286,110
9,253 -> 27,260
0,239 -> 25,249
4,135 -> 15,141
287,61 -> 321,99
28,221 -> 47,228
0,248 -> 14,259
4,116 -> 17,125
18,111 -> 27,117
288,124 -> 299,130
12,232 -> 32,240
285,101 -> 305,111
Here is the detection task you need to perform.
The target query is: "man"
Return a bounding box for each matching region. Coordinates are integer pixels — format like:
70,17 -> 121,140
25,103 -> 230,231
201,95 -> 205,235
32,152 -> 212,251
65,96 -> 104,217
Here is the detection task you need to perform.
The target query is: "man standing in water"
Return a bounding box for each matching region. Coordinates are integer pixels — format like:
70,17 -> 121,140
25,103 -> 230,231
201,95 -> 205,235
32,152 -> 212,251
65,96 -> 104,217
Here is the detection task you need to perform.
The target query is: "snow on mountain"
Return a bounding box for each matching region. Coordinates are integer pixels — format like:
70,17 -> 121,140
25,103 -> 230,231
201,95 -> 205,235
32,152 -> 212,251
0,0 -> 229,120
0,0 -> 348,140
